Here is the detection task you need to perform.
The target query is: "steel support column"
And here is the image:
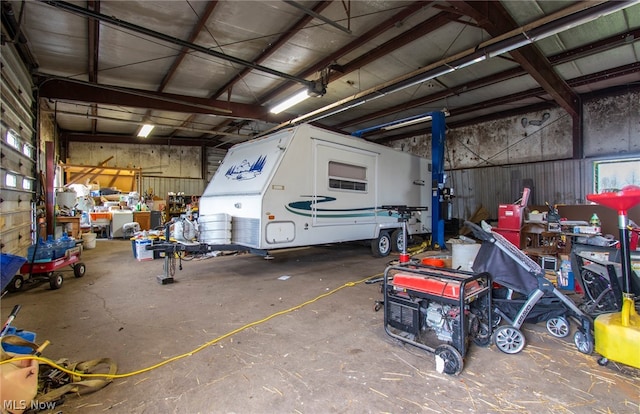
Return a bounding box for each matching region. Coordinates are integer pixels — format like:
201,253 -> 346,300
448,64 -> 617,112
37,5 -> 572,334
45,141 -> 55,237
431,111 -> 446,249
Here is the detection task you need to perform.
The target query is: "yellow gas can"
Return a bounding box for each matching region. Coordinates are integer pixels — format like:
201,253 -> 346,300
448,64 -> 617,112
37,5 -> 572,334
594,296 -> 640,369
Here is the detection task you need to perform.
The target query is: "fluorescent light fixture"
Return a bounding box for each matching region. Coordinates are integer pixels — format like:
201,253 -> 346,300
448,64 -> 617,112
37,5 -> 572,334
382,115 -> 433,131
309,100 -> 367,123
270,89 -> 310,114
137,124 -> 154,138
454,55 -> 487,70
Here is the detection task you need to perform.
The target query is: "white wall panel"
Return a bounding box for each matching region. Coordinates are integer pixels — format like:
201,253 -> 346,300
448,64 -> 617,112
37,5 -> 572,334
69,142 -> 202,178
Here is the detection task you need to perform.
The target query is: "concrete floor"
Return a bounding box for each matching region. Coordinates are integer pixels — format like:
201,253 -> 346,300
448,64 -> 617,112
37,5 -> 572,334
2,239 -> 639,414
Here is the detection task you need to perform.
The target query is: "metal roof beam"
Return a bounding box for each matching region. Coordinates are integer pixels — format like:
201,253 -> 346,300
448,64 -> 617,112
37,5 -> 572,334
328,11 -> 457,85
448,62 -> 640,118
60,132 -> 227,147
37,77 -> 290,122
259,1 -> 430,105
39,0 -> 313,88
453,1 -> 579,117
87,0 -> 99,134
208,1 -> 429,142
199,1 -> 333,141
1,1 -> 39,70
283,1 -> 351,34
212,1 -> 332,101
338,28 -> 640,129
374,65 -> 640,144
154,1 -> 219,139
264,1 -> 631,133
159,1 -> 219,93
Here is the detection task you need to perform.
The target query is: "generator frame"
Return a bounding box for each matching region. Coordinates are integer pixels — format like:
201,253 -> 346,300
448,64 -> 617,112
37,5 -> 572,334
383,264 -> 492,375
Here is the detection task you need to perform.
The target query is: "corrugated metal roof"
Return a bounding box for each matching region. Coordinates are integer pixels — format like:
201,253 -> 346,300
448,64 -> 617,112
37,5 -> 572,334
3,0 -> 639,146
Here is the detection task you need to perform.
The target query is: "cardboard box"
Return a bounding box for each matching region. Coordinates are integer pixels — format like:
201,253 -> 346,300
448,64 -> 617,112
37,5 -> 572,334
135,239 -> 153,261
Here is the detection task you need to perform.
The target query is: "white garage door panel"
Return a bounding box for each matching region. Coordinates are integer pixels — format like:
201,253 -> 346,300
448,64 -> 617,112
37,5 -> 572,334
1,42 -> 37,256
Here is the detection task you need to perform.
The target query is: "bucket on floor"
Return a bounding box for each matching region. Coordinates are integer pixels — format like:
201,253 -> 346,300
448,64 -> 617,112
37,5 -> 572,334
452,243 -> 481,271
82,232 -> 97,249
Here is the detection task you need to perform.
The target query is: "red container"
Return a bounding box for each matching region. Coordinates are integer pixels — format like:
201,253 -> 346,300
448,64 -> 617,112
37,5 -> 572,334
493,228 -> 521,248
421,257 -> 446,267
498,187 -> 530,230
498,204 -> 524,230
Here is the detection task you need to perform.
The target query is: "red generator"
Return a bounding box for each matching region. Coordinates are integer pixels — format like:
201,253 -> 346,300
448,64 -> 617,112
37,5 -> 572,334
382,264 -> 492,375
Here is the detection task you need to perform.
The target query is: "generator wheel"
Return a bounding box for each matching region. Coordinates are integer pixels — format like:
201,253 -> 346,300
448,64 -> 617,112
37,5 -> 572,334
435,344 -> 463,375
74,262 -> 86,278
574,330 -> 593,355
493,325 -> 526,354
546,316 -> 570,338
371,232 -> 392,257
49,273 -> 63,290
7,275 -> 24,292
390,229 -> 404,253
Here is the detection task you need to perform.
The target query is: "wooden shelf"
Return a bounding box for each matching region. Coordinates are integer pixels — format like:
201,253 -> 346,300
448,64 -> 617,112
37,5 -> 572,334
56,216 -> 81,239
166,193 -> 199,218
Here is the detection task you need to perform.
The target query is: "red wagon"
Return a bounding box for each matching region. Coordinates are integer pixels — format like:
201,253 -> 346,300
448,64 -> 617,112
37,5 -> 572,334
8,246 -> 86,291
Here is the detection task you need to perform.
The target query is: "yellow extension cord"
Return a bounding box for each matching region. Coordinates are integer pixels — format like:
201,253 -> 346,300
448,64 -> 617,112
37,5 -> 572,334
1,273 -> 382,380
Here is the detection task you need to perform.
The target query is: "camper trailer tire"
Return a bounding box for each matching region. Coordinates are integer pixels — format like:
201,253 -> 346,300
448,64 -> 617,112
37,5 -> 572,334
391,229 -> 404,252
371,232 -> 392,257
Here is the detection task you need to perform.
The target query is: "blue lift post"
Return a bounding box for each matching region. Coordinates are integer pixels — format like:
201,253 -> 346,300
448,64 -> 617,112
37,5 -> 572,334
351,110 -> 448,249
431,111 -> 446,249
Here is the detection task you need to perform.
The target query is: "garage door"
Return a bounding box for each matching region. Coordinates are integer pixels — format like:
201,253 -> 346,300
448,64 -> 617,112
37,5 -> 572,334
1,41 -> 37,256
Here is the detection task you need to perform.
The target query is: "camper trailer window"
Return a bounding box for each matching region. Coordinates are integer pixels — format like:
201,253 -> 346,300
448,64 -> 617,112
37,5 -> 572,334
328,161 -> 367,192
329,179 -> 367,191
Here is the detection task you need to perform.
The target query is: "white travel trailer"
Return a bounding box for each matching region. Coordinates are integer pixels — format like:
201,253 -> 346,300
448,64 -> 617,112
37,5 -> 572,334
197,124 -> 432,257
